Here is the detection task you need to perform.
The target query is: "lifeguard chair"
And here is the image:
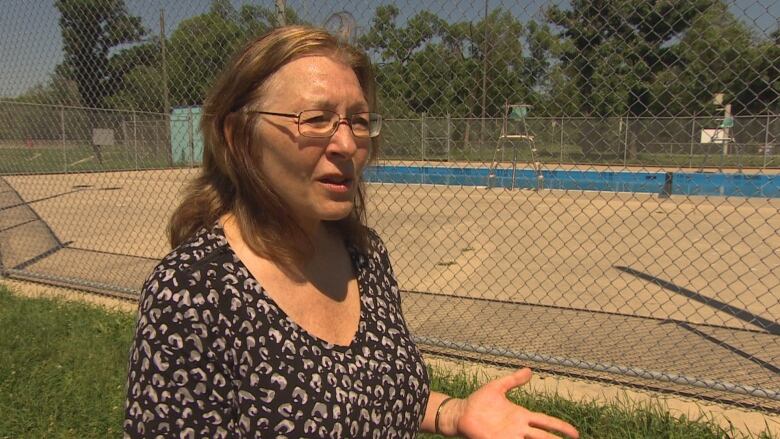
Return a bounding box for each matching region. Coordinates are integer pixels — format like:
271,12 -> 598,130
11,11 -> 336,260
698,93 -> 737,172
487,102 -> 543,190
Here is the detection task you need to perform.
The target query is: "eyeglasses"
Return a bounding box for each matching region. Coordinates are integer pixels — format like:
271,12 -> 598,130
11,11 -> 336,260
246,109 -> 382,138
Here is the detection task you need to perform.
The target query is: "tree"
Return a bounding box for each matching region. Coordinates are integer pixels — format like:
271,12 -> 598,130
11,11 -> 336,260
545,0 -> 714,157
360,6 -> 547,120
55,0 -> 146,109
547,0 -> 714,117
166,0 -> 302,107
674,2 -> 778,115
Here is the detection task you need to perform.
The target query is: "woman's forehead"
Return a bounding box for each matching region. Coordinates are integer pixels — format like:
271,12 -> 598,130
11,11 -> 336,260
260,55 -> 367,108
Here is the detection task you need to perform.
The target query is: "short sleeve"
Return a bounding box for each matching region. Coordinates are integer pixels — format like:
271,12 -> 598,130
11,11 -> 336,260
124,277 -> 237,439
366,228 -> 404,309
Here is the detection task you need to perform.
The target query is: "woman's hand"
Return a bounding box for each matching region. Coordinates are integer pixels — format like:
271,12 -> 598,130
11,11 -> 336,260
441,368 -> 579,439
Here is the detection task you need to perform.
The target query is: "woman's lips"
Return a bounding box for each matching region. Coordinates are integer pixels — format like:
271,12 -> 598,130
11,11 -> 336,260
317,176 -> 353,193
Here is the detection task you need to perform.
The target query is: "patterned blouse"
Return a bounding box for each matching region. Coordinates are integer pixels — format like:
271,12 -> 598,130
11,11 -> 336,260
123,223 -> 430,438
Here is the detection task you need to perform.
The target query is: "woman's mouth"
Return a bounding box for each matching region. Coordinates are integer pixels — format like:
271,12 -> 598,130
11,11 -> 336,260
317,176 -> 353,193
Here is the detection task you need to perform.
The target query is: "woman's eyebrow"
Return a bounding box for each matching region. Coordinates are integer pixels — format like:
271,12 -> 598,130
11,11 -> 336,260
300,97 -> 369,112
347,101 -> 370,113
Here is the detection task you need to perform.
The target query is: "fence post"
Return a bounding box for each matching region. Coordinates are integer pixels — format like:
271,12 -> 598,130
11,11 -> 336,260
421,112 -> 426,162
659,172 -> 673,198
446,113 -> 451,162
623,115 -> 629,166
560,118 -> 564,162
187,108 -> 194,167
689,116 -> 696,169
133,111 -> 138,170
765,113 -> 771,169
61,105 -> 66,173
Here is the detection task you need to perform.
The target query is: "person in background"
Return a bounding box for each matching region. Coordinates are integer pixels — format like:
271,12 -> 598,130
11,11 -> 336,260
124,25 -> 579,439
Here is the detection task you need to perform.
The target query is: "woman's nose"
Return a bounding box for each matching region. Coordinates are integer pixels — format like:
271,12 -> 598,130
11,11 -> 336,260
326,120 -> 358,157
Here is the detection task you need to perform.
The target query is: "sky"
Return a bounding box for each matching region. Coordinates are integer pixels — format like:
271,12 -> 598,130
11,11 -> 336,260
1,0 -> 778,98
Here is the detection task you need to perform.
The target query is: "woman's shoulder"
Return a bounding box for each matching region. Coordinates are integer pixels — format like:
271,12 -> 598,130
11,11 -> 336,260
140,222 -> 232,301
358,226 -> 388,259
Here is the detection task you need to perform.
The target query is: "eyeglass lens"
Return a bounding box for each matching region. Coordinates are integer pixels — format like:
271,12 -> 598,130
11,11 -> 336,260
298,110 -> 381,138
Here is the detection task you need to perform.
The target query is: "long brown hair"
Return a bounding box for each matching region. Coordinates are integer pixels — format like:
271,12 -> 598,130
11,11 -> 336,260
168,25 -> 379,266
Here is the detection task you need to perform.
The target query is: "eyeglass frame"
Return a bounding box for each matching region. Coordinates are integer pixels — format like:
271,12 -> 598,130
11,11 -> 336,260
244,109 -> 382,139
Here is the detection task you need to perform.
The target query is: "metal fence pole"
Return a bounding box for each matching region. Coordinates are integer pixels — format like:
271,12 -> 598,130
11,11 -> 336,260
187,108 -> 194,167
421,112 -> 425,162
61,105 -> 66,173
446,113 -> 451,162
133,111 -> 138,170
764,113 -> 770,169
623,115 -> 629,166
560,118 -> 564,162
690,116 -> 696,169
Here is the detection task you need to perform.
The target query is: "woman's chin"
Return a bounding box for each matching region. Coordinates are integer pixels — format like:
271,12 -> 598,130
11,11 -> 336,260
317,203 -> 355,222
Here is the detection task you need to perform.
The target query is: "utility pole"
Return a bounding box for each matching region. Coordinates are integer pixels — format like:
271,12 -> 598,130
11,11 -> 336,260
275,0 -> 286,26
160,8 -> 172,165
480,0 -> 489,145
160,9 -> 169,117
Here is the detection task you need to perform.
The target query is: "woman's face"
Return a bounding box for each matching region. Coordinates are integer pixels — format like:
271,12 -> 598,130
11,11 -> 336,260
251,55 -> 371,232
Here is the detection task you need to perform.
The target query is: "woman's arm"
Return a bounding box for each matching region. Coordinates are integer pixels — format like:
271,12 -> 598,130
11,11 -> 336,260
420,391 -> 459,435
419,369 -> 579,438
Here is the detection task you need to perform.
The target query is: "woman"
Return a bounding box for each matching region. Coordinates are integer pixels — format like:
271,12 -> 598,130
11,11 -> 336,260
124,25 -> 579,439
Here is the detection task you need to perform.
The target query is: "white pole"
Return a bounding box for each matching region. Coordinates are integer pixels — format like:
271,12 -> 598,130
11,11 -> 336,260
723,104 -> 731,156
689,116 -> 696,169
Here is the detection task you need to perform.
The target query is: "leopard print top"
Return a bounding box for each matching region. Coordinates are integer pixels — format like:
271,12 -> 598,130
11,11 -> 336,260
124,223 -> 430,438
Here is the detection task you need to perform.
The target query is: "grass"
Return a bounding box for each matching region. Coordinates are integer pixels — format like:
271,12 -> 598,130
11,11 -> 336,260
1,144 -> 776,175
0,147 -> 173,174
419,368 -> 775,439
0,283 -> 775,438
380,141 -> 778,168
0,284 -> 134,438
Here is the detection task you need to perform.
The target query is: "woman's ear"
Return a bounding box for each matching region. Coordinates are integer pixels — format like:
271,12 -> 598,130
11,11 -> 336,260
223,113 -> 238,152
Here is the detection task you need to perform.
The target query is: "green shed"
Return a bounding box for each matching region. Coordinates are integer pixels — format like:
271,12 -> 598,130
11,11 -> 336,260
170,107 -> 204,165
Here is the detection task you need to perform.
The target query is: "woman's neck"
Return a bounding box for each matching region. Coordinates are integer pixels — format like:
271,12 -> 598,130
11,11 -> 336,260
220,213 -> 342,277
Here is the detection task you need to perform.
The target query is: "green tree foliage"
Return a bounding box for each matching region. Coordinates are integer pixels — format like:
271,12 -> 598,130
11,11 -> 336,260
103,41 -> 164,112
55,0 -> 146,109
360,5 -> 554,119
672,2 -> 778,115
546,0 -> 715,118
167,0 -> 302,107
43,0 -> 774,123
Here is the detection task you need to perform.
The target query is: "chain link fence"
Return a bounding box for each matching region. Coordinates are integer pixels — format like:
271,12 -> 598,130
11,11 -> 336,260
1,0 -> 778,413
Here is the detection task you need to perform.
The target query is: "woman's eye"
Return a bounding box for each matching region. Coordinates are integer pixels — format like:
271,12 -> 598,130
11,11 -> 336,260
303,116 -> 329,125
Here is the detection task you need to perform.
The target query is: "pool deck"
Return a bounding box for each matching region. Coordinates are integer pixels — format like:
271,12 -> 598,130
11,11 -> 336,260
1,168 -> 778,408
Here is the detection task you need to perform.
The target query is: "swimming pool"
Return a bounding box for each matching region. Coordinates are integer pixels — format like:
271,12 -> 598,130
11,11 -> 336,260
363,165 -> 780,198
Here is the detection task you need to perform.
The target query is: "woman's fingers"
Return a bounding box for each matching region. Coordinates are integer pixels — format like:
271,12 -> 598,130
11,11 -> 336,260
529,412 -> 579,438
525,426 -> 566,439
490,367 -> 533,393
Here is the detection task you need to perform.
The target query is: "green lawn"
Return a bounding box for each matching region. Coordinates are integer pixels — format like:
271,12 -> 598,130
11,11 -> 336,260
0,284 -> 774,438
379,142 -> 778,168
0,147 -> 174,174
0,285 -> 134,438
1,144 -> 775,175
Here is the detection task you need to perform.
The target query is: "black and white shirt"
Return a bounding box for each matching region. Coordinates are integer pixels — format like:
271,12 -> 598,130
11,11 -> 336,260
124,223 -> 430,438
